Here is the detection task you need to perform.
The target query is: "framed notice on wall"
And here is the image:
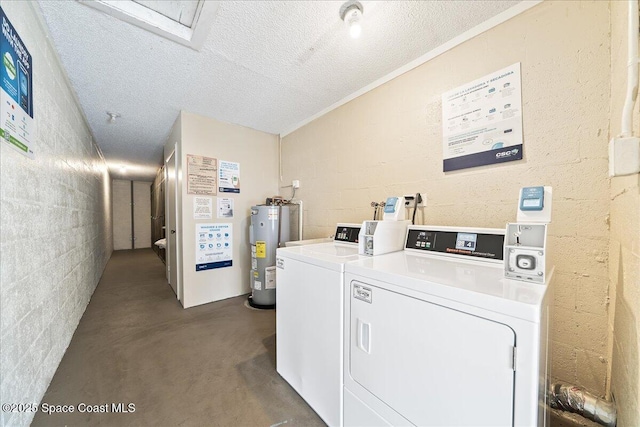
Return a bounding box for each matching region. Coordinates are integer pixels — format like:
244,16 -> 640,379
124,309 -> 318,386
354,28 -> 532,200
441,63 -> 523,172
1,7 -> 35,159
187,154 -> 217,195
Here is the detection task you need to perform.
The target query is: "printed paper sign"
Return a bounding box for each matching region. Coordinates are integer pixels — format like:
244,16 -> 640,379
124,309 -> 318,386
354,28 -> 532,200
218,160 -> 240,193
194,197 -> 213,219
195,223 -> 232,271
217,197 -> 234,218
187,154 -> 217,195
442,63 -> 523,171
1,8 -> 35,158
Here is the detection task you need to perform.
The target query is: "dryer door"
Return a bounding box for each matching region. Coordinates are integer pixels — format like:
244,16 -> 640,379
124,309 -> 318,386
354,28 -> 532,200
349,280 -> 516,426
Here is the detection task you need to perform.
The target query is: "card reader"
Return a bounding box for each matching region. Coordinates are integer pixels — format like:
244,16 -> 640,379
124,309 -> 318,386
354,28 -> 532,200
519,186 -> 544,211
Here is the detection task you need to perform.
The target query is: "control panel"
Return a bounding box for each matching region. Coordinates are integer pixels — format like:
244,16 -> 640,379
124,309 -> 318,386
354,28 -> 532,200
405,228 -> 505,261
334,225 -> 361,244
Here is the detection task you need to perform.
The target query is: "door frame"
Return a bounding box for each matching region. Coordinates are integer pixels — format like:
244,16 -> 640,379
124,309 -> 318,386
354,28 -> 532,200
165,144 -> 183,303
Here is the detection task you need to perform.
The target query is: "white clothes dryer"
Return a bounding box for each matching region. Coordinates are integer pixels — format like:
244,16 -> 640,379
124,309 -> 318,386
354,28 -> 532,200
275,223 -> 367,426
343,225 -> 553,427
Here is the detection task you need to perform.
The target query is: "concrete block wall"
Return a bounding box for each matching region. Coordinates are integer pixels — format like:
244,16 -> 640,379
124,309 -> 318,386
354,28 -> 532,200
281,0 -> 612,396
607,1 -> 640,424
0,3 -> 112,427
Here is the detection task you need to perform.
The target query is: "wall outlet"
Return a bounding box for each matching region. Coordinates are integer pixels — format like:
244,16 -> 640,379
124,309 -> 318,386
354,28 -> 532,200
292,179 -> 300,189
609,137 -> 640,176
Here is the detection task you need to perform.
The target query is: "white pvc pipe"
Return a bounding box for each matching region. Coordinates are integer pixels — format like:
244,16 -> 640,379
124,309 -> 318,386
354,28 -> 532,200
297,200 -> 303,240
621,0 -> 639,137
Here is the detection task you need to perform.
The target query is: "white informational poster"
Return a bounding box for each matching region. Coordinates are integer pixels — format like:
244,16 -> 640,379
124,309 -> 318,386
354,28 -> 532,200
193,196 -> 213,219
218,160 -> 240,193
187,154 -> 217,195
195,223 -> 232,271
441,63 -> 523,172
1,8 -> 35,159
217,197 -> 234,218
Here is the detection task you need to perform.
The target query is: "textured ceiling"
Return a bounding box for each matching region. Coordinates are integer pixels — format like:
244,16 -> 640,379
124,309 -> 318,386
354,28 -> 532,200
37,0 -> 523,181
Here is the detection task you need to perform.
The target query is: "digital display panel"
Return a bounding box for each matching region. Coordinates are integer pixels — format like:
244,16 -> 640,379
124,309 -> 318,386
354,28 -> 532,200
455,233 -> 477,251
522,199 -> 541,207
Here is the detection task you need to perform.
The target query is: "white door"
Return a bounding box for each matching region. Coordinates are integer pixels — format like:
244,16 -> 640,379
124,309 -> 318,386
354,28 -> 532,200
349,280 -> 515,426
113,180 -> 133,250
133,181 -> 152,248
166,149 -> 179,299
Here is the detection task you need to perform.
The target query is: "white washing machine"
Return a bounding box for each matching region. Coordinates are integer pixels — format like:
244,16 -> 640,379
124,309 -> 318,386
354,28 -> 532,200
343,225 -> 553,427
275,223 -> 366,427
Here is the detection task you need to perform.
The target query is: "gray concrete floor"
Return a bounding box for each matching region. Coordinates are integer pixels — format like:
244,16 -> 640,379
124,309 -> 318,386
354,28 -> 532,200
32,249 -> 324,427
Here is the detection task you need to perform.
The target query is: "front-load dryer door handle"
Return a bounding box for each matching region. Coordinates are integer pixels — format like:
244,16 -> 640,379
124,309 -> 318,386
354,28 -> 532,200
357,319 -> 371,354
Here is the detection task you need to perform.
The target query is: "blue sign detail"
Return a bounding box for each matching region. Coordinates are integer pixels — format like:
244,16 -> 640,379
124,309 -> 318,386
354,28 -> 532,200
196,260 -> 233,271
1,7 -> 32,118
443,144 -> 523,172
219,187 -> 240,193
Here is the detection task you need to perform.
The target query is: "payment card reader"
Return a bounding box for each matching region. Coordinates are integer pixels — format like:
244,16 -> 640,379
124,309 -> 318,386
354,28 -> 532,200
520,186 -> 544,211
382,196 -> 406,221
504,223 -> 548,283
517,186 -> 552,223
360,196 -> 410,256
506,185 -> 552,284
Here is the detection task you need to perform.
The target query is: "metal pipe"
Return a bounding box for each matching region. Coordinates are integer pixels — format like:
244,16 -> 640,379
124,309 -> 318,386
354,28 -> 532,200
621,0 -> 639,137
297,199 -> 303,240
549,383 -> 616,427
287,199 -> 303,241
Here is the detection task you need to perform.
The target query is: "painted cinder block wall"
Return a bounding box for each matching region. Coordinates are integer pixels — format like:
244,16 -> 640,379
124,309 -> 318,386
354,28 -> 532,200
608,1 -> 640,425
0,3 -> 113,427
282,0 -> 614,397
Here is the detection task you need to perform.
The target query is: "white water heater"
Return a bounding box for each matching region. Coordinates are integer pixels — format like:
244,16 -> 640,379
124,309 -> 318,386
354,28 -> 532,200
249,204 -> 290,308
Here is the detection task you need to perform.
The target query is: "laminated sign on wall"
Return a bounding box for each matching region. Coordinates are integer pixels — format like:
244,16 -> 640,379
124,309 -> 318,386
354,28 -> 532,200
1,7 -> 34,159
196,223 -> 232,271
442,63 -> 523,172
218,160 -> 240,193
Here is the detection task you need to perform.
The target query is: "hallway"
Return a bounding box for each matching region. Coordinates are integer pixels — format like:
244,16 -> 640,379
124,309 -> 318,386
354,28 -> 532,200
32,250 -> 323,426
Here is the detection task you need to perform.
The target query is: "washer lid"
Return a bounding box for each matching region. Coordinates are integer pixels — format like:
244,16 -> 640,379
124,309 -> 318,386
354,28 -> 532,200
277,242 -> 365,271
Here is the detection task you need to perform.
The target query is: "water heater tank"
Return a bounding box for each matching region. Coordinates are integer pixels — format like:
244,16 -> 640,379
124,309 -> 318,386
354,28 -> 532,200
249,204 -> 290,308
